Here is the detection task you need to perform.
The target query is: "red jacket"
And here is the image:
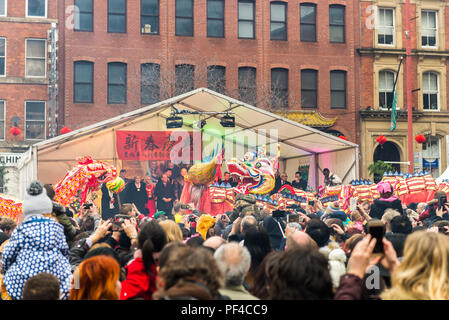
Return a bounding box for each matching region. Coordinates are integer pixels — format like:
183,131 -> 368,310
120,258 -> 157,300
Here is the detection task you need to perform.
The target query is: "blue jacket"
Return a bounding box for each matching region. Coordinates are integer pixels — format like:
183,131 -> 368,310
1,215 -> 72,300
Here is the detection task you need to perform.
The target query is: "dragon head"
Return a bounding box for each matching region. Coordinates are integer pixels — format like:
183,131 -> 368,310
226,145 -> 279,195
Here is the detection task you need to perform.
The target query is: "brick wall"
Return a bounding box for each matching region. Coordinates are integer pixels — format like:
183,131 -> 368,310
61,0 -> 360,144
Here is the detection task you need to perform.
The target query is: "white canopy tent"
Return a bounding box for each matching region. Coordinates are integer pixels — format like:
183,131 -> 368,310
16,88 -> 360,200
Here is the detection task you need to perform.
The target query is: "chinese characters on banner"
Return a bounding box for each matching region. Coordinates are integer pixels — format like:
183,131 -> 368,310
116,131 -> 202,163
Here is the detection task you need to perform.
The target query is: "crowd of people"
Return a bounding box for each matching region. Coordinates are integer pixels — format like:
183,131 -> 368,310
0,166 -> 449,300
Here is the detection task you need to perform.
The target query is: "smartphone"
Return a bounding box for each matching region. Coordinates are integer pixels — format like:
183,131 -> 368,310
308,200 -> 315,206
111,214 -> 132,230
367,220 -> 385,254
287,213 -> 299,223
439,196 -> 447,209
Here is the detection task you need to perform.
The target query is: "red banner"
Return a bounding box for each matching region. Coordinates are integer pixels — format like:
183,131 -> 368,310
116,131 -> 201,162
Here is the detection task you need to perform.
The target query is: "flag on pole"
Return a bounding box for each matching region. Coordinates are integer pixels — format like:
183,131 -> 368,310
390,90 -> 397,131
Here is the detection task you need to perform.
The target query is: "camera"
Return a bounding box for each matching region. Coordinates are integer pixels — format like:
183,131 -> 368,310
83,203 -> 93,210
272,210 -> 287,220
111,214 -> 131,231
180,204 -> 191,210
308,200 -> 315,206
439,196 -> 448,209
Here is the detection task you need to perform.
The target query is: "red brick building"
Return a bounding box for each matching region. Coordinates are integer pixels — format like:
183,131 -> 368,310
0,0 -> 58,147
60,0 -> 361,144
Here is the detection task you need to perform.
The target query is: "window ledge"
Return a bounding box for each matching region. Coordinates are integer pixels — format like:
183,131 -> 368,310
0,17 -> 56,24
0,77 -> 48,85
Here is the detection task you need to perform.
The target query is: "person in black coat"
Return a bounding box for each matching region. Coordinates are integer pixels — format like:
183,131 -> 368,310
291,171 -> 307,191
369,181 -> 403,220
100,183 -> 120,220
154,173 -> 176,219
122,177 -> 148,214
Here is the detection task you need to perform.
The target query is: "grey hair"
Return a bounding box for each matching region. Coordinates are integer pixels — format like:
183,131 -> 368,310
214,242 -> 251,287
241,215 -> 257,233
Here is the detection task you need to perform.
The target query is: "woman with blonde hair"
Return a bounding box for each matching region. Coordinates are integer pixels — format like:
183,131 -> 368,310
382,231 -> 449,300
159,219 -> 183,243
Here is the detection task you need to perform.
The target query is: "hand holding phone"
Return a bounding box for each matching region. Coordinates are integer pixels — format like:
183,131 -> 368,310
367,220 -> 386,254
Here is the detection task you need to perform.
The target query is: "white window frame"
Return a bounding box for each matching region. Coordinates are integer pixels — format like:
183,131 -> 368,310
421,10 -> 438,49
25,38 -> 47,78
26,0 -> 47,18
378,70 -> 397,110
0,37 -> 5,77
422,71 -> 440,111
377,7 -> 395,47
24,100 -> 46,141
0,0 -> 7,17
0,100 -> 5,141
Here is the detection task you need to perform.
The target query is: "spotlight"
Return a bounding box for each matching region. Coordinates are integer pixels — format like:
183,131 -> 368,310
196,119 -> 207,129
166,116 -> 183,129
220,115 -> 235,128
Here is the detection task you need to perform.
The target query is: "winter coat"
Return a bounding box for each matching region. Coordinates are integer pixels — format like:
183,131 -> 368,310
120,258 -> 157,300
369,198 -> 403,220
1,216 -> 72,300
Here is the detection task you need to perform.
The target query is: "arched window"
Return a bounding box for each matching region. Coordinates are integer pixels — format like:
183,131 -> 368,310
108,62 -> 127,104
301,69 -> 318,108
422,71 -> 439,110
74,61 -> 94,103
175,64 -> 195,95
207,65 -> 226,94
271,68 -> 288,108
141,63 -> 160,105
238,67 -> 257,105
378,70 -> 395,109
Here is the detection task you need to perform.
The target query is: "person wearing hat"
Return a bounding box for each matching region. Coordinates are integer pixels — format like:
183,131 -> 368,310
1,181 -> 72,300
369,181 -> 403,220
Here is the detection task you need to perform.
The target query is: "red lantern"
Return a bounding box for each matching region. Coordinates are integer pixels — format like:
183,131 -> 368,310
415,134 -> 426,144
376,135 -> 387,145
60,126 -> 72,134
338,135 -> 348,141
9,126 -> 21,137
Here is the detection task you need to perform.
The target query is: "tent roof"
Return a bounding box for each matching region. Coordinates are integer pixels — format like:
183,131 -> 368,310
34,88 -> 358,159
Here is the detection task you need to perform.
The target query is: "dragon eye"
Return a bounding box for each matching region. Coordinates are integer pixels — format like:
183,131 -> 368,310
255,162 -> 261,168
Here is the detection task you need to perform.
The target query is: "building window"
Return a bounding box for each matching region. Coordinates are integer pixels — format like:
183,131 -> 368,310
423,71 -> 439,110
175,64 -> 194,95
330,70 -> 346,109
74,61 -> 94,103
271,68 -> 288,108
207,0 -> 224,38
422,135 -> 440,178
25,39 -> 46,78
238,67 -> 257,105
74,0 -> 93,32
378,8 -> 394,45
0,101 -> 4,140
0,0 -> 6,16
27,0 -> 46,18
271,2 -> 287,40
301,69 -> 318,108
141,63 -> 160,105
0,38 -> 5,76
300,3 -> 316,42
207,65 -> 226,94
141,0 -> 159,34
25,101 -> 46,140
329,5 -> 345,43
379,70 -> 395,109
108,62 -> 127,104
422,11 -> 437,48
108,0 -> 127,33
175,0 -> 193,36
238,0 -> 254,39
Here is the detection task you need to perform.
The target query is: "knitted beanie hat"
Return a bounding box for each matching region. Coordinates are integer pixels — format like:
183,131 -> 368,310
22,180 -> 53,218
326,201 -> 340,214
